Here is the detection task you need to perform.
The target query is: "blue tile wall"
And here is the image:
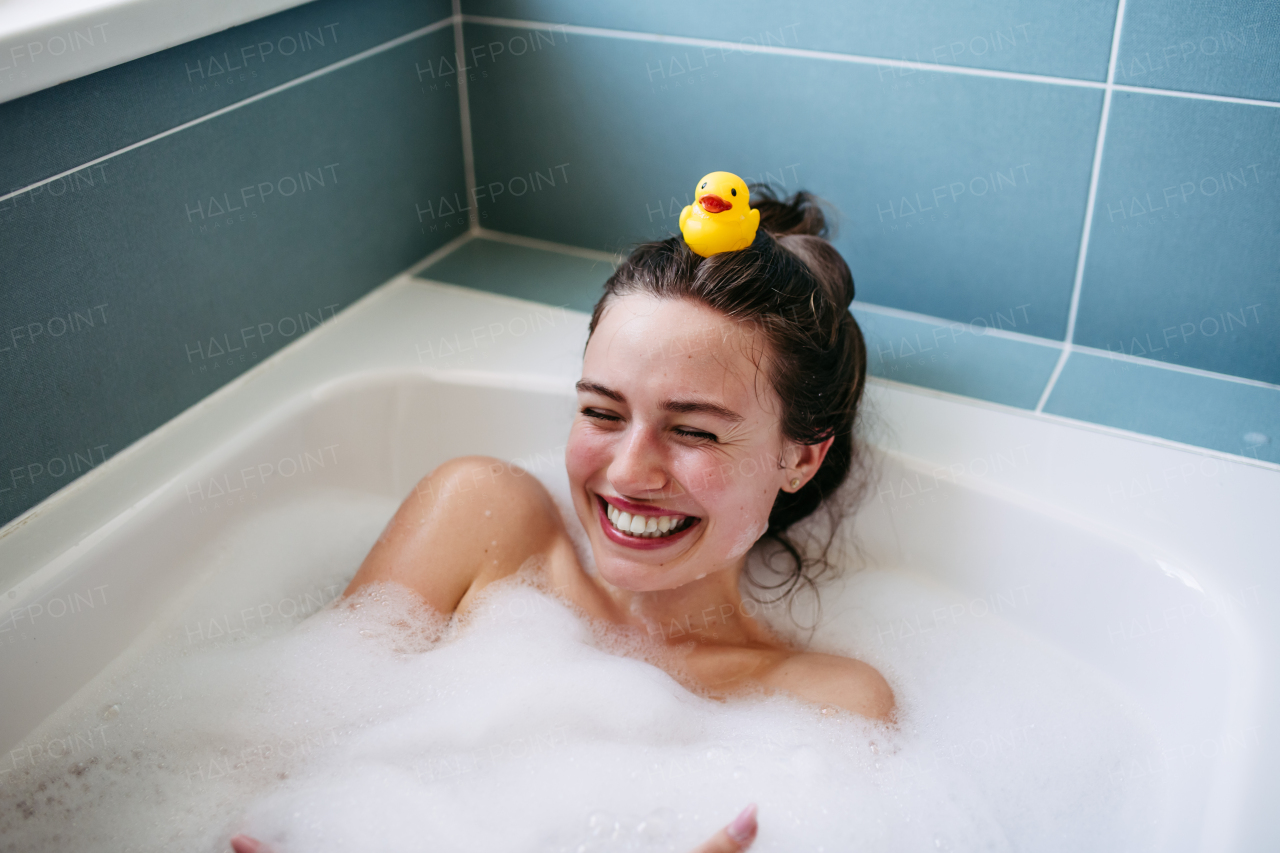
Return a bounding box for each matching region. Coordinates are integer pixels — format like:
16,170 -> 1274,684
0,0 -> 452,193
454,4 -> 1278,466
854,309 -> 1062,409
463,22 -> 1101,341
465,0 -> 1120,80
1116,1 -> 1280,101
1043,351 -> 1280,464
0,3 -> 463,526
417,238 -> 616,312
4,0 -> 1277,532
1076,92 -> 1279,384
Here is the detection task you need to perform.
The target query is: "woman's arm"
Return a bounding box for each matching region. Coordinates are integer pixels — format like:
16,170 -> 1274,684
342,456 -> 565,615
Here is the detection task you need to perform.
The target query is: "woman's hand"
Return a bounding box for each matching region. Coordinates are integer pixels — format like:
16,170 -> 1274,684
229,803 -> 759,853
691,803 -> 759,852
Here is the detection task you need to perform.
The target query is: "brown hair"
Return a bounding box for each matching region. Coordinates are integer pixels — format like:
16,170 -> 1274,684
587,185 -> 869,606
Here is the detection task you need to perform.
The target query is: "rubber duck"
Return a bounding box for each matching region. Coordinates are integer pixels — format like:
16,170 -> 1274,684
679,171 -> 760,257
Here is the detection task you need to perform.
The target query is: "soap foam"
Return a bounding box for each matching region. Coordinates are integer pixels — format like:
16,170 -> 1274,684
0,488 -> 1162,853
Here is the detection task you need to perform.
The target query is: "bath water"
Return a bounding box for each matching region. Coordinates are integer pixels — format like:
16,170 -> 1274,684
0,480 -> 1162,852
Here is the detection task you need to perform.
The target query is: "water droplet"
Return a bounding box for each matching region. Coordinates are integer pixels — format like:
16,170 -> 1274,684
637,808 -> 676,842
819,704 -> 837,717
490,540 -> 497,546
485,509 -> 492,517
100,703 -> 120,721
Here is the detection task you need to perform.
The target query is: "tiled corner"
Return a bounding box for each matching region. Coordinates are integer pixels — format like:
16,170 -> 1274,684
1075,91 -> 1279,385
0,0 -> 452,192
1043,351 -> 1279,463
0,27 -> 466,527
463,22 -> 1101,340
416,237 -> 616,312
1116,0 -> 1280,101
465,0 -> 1119,80
854,307 -> 1062,409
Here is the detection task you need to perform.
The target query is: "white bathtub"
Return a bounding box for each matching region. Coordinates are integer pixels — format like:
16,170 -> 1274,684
1,275 -> 1276,851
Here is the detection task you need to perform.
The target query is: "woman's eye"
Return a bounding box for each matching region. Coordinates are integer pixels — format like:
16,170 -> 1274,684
580,407 -> 621,422
673,427 -> 718,442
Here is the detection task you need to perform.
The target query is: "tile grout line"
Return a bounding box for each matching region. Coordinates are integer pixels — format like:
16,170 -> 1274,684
461,13 -> 1280,109
1111,83 -> 1280,109
451,1 -> 479,235
849,300 -> 1062,349
463,14 -> 1102,90
1034,0 -> 1127,413
449,224 -> 1279,394
0,16 -> 457,205
870,375 -> 1280,472
472,227 -> 622,264
1071,344 -> 1280,391
404,230 -> 476,277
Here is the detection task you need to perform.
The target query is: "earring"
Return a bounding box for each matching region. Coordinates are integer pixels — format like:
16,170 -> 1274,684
790,478 -> 800,489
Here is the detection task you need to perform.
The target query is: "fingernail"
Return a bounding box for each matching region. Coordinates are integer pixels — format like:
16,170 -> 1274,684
726,803 -> 758,844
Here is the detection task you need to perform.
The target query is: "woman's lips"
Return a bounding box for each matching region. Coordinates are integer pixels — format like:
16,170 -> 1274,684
594,495 -> 700,551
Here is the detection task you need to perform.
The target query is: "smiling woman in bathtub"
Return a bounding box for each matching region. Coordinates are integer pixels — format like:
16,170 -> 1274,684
233,182 -> 891,853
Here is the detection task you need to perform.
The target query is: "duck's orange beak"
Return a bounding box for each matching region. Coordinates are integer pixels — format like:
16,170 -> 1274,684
698,194 -> 732,213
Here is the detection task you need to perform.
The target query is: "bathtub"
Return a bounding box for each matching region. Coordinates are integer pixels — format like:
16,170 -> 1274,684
1,274 -> 1276,852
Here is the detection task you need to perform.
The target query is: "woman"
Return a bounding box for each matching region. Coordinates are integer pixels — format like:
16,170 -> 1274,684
232,188 -> 892,853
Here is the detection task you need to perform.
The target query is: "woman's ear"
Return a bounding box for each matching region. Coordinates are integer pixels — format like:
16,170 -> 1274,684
784,437 -> 835,491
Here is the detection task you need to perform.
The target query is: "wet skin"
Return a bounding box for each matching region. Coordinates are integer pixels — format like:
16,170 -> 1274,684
232,296 -> 891,852
343,294 -> 895,721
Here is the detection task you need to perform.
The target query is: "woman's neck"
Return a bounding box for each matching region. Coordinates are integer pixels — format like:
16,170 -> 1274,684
598,561 -> 777,648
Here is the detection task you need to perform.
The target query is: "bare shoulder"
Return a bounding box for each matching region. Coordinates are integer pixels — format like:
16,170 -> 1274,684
343,455 -> 569,614
761,651 -> 896,722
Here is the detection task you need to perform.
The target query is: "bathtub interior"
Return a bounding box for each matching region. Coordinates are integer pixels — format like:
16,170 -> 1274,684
0,363 -> 1250,851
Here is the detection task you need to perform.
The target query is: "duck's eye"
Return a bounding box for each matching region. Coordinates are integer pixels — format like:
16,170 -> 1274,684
731,188 -> 737,196
701,182 -> 707,188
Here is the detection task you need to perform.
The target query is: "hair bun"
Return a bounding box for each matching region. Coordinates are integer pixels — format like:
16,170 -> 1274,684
749,185 -> 829,238
750,185 -> 854,307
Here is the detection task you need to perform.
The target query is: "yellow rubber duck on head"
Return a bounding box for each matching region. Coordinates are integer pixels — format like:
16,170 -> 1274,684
679,171 -> 760,257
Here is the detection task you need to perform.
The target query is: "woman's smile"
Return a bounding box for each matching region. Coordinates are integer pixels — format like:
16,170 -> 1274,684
565,293 -> 795,590
594,493 -> 701,549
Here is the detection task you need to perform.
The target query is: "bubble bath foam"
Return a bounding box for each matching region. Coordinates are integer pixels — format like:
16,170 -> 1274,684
0,491 -> 1160,853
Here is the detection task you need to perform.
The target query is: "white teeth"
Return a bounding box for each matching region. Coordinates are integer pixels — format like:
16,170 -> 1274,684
602,500 -> 693,539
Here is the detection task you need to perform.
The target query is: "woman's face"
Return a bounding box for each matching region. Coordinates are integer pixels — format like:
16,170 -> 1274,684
566,293 -> 821,592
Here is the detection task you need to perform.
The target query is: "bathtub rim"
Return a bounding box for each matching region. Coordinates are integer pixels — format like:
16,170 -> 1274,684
0,273 -> 1276,851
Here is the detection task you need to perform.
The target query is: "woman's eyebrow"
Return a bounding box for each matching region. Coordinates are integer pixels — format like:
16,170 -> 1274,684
661,399 -> 743,423
577,381 -> 743,423
575,380 -> 625,402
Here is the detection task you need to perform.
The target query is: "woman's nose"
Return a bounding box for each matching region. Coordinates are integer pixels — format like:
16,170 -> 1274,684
608,426 -> 668,496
